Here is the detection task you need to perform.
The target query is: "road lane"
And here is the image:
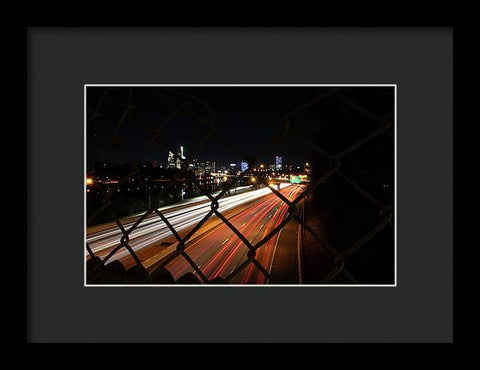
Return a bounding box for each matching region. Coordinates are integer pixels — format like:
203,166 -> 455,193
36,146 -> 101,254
86,183 -> 292,263
164,184 -> 304,283
164,191 -> 281,278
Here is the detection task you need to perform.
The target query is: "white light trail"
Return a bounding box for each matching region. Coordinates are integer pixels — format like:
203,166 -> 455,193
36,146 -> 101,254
86,183 -> 292,260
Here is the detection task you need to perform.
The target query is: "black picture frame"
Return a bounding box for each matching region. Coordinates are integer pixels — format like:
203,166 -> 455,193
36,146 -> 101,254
27,27 -> 453,344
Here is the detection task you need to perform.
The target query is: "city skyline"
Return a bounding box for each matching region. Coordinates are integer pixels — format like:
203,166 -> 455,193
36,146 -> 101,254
90,145 -> 305,173
86,86 -> 334,166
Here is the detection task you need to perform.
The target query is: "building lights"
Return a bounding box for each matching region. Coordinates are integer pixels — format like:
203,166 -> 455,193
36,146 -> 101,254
275,156 -> 283,171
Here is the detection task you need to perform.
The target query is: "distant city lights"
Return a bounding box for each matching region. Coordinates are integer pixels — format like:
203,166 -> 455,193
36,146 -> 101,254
240,160 -> 249,172
86,151 -> 310,197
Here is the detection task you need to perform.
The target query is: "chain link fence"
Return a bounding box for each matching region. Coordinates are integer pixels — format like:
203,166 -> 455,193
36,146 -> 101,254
86,86 -> 394,285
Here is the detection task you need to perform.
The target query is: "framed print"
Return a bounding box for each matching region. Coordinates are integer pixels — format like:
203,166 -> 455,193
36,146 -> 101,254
28,27 -> 452,343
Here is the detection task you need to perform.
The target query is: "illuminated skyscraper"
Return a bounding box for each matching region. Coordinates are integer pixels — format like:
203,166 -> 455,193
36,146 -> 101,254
240,160 -> 248,172
175,146 -> 186,169
204,161 -> 216,174
167,151 -> 175,168
167,146 -> 186,169
275,156 -> 283,171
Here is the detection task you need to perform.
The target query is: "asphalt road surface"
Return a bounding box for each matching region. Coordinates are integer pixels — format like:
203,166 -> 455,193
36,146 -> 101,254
86,183 -> 304,284
164,184 -> 304,284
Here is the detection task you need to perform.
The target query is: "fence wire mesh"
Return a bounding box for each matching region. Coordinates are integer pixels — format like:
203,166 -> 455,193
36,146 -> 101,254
85,86 -> 394,285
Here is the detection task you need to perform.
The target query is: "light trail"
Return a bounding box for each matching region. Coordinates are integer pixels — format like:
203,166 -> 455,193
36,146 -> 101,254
86,183 -> 292,262
164,184 -> 305,283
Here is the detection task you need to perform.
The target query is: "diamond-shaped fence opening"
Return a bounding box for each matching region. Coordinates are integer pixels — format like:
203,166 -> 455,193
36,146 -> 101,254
86,86 -> 394,285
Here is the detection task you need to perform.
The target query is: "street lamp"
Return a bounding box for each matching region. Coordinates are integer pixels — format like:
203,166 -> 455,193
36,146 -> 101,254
86,178 -> 93,185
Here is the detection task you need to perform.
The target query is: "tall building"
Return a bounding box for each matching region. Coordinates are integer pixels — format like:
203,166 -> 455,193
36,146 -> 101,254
275,156 -> 283,171
240,160 -> 248,172
195,160 -> 216,177
229,163 -> 237,175
175,146 -> 186,169
167,151 -> 175,168
269,164 -> 275,171
167,146 -> 186,169
204,161 -> 216,174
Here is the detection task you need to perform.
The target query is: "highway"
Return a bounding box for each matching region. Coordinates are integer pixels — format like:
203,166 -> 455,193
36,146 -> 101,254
87,183 -> 304,283
87,184 -> 293,256
164,184 -> 303,283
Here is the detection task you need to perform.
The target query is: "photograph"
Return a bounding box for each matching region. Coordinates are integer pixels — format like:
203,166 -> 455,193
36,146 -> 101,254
85,84 -> 396,286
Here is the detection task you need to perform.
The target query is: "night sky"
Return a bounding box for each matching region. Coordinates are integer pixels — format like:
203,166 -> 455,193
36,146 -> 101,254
87,86 -> 394,168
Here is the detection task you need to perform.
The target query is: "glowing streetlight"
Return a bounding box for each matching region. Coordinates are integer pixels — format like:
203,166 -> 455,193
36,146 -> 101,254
86,178 -> 94,185
251,177 -> 256,182
223,176 -> 228,181
260,164 -> 264,169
